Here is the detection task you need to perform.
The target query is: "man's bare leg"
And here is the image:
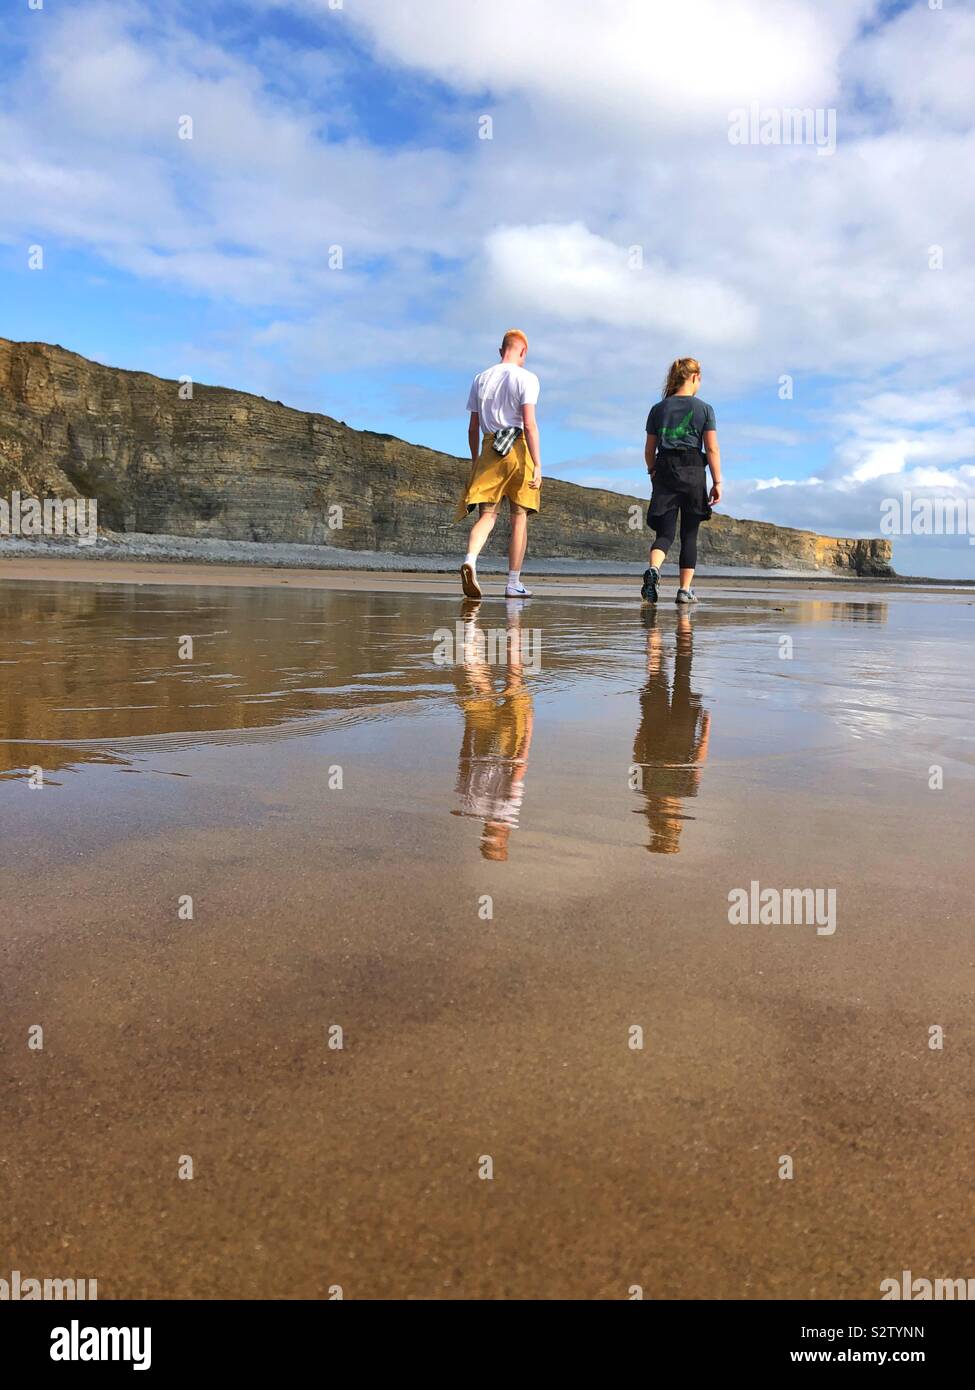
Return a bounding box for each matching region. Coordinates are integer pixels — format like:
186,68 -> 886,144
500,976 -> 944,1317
467,504 -> 498,561
506,503 -> 531,596
509,504 -> 528,572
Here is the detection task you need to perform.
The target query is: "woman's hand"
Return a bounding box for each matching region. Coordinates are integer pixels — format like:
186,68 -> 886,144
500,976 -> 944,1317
529,470 -> 542,490
709,480 -> 723,506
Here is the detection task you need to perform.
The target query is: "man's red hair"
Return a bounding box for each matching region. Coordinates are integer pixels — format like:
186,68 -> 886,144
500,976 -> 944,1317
501,329 -> 528,353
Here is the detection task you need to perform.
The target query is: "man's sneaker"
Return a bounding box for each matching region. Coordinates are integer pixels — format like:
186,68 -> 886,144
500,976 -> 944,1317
675,587 -> 697,605
461,563 -> 481,599
505,582 -> 533,598
641,566 -> 660,603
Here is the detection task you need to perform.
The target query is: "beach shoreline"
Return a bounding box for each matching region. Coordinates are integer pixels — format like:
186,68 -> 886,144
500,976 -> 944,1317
2,538 -> 967,593
0,552 -> 929,593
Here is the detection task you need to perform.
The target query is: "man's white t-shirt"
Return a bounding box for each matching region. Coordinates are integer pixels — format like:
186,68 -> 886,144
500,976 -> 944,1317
466,363 -> 540,436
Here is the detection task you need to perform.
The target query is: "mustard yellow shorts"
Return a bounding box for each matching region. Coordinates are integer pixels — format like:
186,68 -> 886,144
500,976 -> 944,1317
455,432 -> 539,521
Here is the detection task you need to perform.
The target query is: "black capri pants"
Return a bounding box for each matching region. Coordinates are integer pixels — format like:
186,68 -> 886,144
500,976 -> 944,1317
647,448 -> 712,569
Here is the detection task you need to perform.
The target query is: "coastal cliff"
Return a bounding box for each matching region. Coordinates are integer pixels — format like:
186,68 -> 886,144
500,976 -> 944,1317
0,338 -> 893,575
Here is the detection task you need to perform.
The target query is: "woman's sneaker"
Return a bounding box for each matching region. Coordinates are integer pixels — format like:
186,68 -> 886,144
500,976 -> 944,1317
675,587 -> 697,605
505,581 -> 533,598
640,566 -> 660,603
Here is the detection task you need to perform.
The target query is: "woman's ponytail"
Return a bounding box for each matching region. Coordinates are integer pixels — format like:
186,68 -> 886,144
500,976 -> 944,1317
662,357 -> 701,397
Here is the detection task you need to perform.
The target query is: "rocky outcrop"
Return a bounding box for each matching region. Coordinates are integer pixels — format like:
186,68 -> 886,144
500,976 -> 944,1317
0,338 -> 894,575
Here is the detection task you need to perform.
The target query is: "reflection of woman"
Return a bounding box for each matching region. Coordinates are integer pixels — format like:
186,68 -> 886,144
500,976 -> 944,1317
632,610 -> 711,854
452,602 -> 534,861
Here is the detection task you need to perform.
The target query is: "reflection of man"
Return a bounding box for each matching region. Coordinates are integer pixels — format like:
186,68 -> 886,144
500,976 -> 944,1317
632,610 -> 711,854
452,601 -> 534,861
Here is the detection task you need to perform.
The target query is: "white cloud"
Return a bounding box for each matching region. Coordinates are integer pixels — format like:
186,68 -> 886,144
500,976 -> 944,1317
483,223 -> 757,342
837,422 -> 975,484
753,476 -> 822,491
0,2 -> 467,303
843,389 -> 973,427
852,4 -> 975,130
724,425 -> 802,447
734,425 -> 975,573
339,0 -> 875,128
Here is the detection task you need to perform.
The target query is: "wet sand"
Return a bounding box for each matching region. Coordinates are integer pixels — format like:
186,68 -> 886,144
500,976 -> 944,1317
0,550 -> 944,593
1,570 -> 973,1299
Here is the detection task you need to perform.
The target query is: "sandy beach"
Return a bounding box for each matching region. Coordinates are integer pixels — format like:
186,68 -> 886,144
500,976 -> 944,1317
2,562 -> 973,1299
0,548 -> 947,594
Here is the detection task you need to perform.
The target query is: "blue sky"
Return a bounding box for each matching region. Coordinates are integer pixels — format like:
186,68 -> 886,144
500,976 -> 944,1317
1,0 -> 974,576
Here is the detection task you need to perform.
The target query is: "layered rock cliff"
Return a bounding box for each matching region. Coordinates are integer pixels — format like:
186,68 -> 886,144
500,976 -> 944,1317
0,338 -> 893,575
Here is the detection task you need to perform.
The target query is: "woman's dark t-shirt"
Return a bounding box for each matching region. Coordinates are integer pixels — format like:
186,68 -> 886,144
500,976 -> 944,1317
646,396 -> 716,454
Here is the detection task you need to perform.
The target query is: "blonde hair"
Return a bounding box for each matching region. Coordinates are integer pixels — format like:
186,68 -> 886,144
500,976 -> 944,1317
662,357 -> 701,397
501,328 -> 529,354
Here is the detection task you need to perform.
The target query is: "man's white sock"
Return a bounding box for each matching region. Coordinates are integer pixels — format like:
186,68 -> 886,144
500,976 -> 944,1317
507,570 -> 521,589
464,553 -> 476,568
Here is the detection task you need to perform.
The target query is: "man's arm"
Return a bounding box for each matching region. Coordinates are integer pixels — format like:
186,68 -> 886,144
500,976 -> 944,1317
468,412 -> 480,463
522,403 -> 542,489
645,433 -> 657,476
703,429 -> 722,505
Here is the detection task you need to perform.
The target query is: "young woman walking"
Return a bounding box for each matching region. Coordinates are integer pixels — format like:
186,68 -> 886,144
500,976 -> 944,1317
641,358 -> 722,605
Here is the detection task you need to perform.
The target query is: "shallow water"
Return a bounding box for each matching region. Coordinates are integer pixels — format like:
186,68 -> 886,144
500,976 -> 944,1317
2,577 -> 973,1298
2,579 -> 971,775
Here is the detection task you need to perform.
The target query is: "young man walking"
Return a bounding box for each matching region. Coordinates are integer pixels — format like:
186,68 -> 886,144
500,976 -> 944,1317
456,329 -> 542,599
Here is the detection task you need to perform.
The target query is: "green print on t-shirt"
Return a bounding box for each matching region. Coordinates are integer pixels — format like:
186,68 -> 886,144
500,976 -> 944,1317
661,408 -> 695,445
